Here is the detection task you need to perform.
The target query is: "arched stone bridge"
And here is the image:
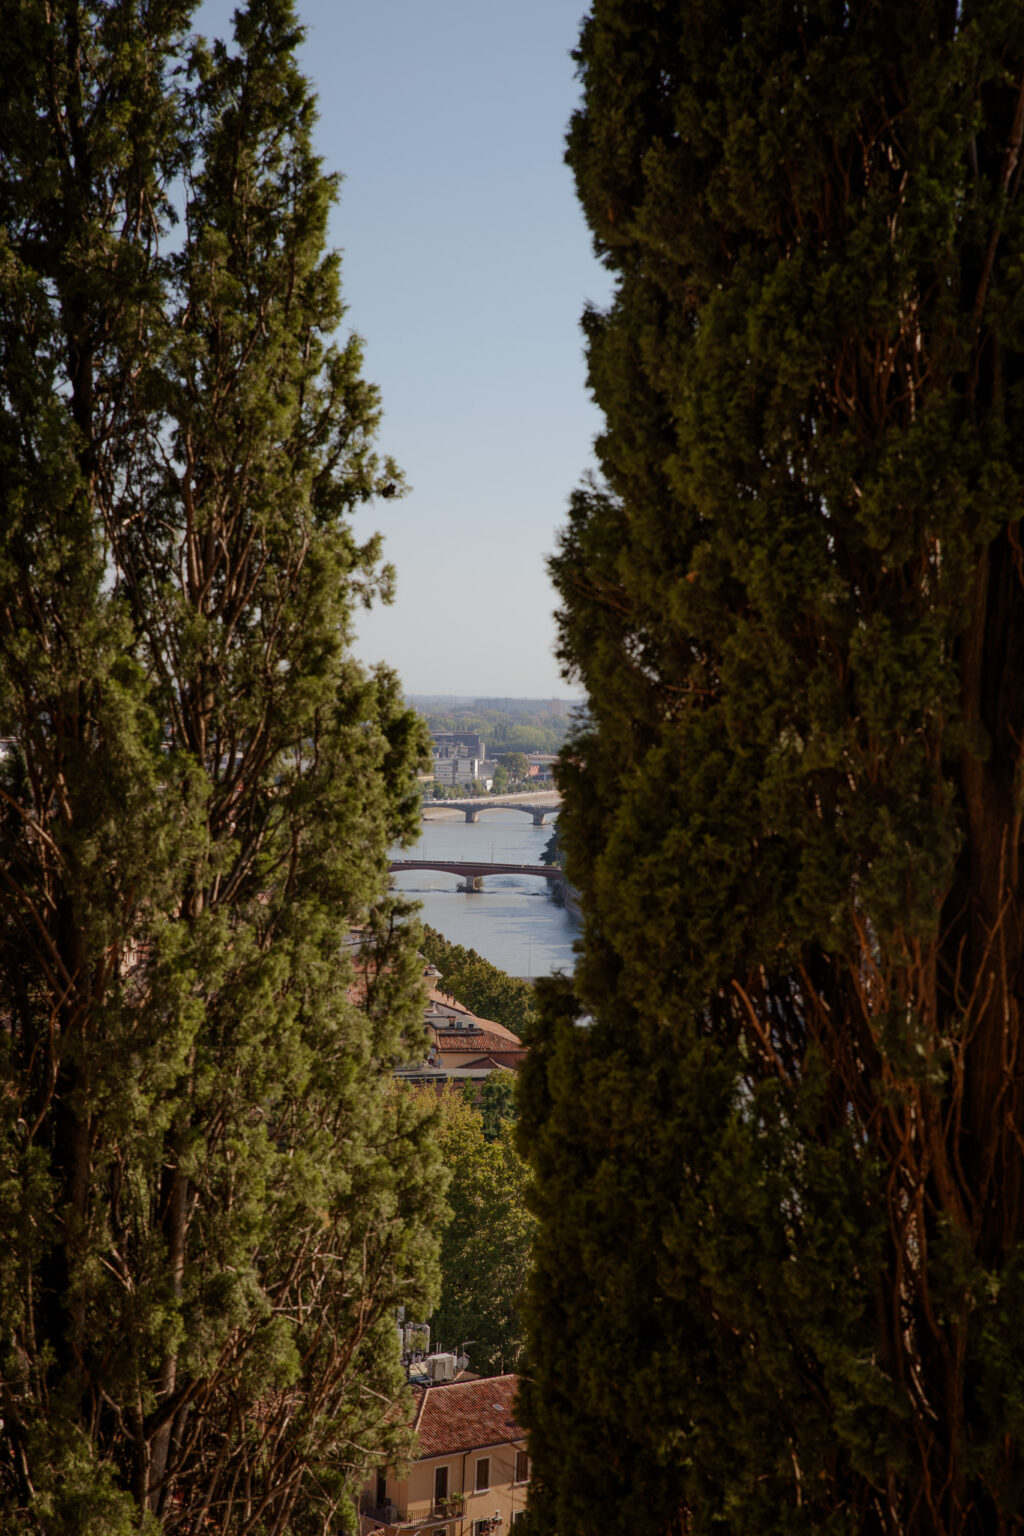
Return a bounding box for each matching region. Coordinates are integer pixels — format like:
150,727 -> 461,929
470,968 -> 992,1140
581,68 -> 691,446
422,790 -> 561,825
389,858 -> 562,889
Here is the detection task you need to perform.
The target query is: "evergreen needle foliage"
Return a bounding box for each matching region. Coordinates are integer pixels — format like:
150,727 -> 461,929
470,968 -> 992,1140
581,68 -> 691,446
467,1071 -> 520,1142
520,4 -> 1024,1534
0,1 -> 443,1529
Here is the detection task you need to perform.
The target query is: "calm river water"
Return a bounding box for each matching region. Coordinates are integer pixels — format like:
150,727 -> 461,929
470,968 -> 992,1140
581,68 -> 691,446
389,808 -> 577,978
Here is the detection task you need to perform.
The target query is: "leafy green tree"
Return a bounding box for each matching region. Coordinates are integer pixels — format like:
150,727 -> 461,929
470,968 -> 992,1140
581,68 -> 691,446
0,1 -> 442,1530
421,926 -> 537,1037
428,782 -> 469,801
499,752 -> 532,791
521,4 -> 1024,1535
424,1087 -> 534,1376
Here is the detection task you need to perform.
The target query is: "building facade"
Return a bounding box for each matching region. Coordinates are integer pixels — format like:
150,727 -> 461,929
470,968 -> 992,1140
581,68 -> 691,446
432,756 -> 492,787
429,732 -> 487,760
393,979 -> 527,1092
358,1375 -> 530,1536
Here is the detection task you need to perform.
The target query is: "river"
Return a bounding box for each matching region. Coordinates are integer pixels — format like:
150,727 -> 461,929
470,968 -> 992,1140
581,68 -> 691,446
389,807 -> 577,978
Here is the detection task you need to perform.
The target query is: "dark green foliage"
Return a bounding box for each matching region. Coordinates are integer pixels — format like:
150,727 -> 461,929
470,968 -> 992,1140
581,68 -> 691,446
0,1 -> 442,1530
464,1070 -> 520,1140
425,1086 -> 535,1377
521,4 -> 1024,1534
539,826 -> 560,866
421,926 -> 537,1037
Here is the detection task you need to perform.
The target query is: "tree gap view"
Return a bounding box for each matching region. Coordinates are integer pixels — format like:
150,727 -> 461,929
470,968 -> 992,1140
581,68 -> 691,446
3,2 -> 1024,1536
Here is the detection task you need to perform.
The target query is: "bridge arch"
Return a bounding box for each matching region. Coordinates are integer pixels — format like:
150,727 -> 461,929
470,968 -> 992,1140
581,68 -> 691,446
462,802 -> 555,825
422,793 -> 561,826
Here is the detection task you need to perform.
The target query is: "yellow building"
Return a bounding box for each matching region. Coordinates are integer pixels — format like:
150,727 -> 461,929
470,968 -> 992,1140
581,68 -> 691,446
358,1375 -> 530,1536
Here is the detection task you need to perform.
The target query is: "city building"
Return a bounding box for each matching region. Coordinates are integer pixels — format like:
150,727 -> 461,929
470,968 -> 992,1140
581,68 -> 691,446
358,1374 -> 530,1536
432,756 -> 490,787
393,975 -> 527,1091
430,731 -> 487,760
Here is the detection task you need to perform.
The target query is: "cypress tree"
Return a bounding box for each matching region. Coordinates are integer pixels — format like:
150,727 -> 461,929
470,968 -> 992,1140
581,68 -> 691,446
520,4 -> 1024,1534
0,1 -> 442,1529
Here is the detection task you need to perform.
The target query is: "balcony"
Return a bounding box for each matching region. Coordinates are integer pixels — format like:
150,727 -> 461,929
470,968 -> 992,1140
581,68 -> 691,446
358,1494 -> 464,1532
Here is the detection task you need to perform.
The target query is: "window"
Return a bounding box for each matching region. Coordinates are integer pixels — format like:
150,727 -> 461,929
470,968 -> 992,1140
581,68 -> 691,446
475,1457 -> 490,1492
514,1450 -> 530,1484
434,1465 -> 449,1502
513,1514 -> 527,1526
473,1524 -> 491,1536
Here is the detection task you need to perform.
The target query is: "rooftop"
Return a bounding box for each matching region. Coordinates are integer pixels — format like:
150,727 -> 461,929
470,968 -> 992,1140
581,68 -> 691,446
412,1375 -> 525,1458
425,987 -> 522,1044
432,1030 -> 527,1056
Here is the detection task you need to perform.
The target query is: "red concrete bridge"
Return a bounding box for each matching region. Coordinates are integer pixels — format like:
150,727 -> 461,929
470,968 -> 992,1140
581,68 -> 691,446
389,858 -> 562,888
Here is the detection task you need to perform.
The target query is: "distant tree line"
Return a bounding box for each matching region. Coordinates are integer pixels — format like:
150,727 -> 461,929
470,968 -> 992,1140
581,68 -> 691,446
429,780 -> 487,800
425,709 -> 569,756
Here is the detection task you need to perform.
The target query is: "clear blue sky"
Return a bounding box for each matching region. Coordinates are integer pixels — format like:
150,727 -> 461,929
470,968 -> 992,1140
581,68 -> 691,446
198,0 -> 611,698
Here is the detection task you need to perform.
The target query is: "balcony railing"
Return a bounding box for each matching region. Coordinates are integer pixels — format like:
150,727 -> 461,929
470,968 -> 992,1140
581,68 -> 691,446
358,1497 -> 463,1531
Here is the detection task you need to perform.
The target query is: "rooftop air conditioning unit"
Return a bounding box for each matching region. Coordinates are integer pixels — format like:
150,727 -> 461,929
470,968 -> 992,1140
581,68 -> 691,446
426,1352 -> 456,1382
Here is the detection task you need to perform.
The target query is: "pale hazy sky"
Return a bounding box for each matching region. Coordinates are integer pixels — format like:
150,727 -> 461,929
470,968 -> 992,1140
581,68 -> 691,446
198,0 -> 611,698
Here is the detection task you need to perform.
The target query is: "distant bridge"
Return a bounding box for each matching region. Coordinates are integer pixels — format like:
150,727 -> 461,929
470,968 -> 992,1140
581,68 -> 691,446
390,858 -> 562,889
422,790 -> 561,825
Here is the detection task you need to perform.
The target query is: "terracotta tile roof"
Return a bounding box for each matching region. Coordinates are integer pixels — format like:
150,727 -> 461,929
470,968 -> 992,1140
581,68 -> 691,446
425,988 -> 523,1044
412,1376 -> 525,1458
433,1031 -> 527,1056
457,1056 -> 516,1071
461,1017 -> 522,1044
